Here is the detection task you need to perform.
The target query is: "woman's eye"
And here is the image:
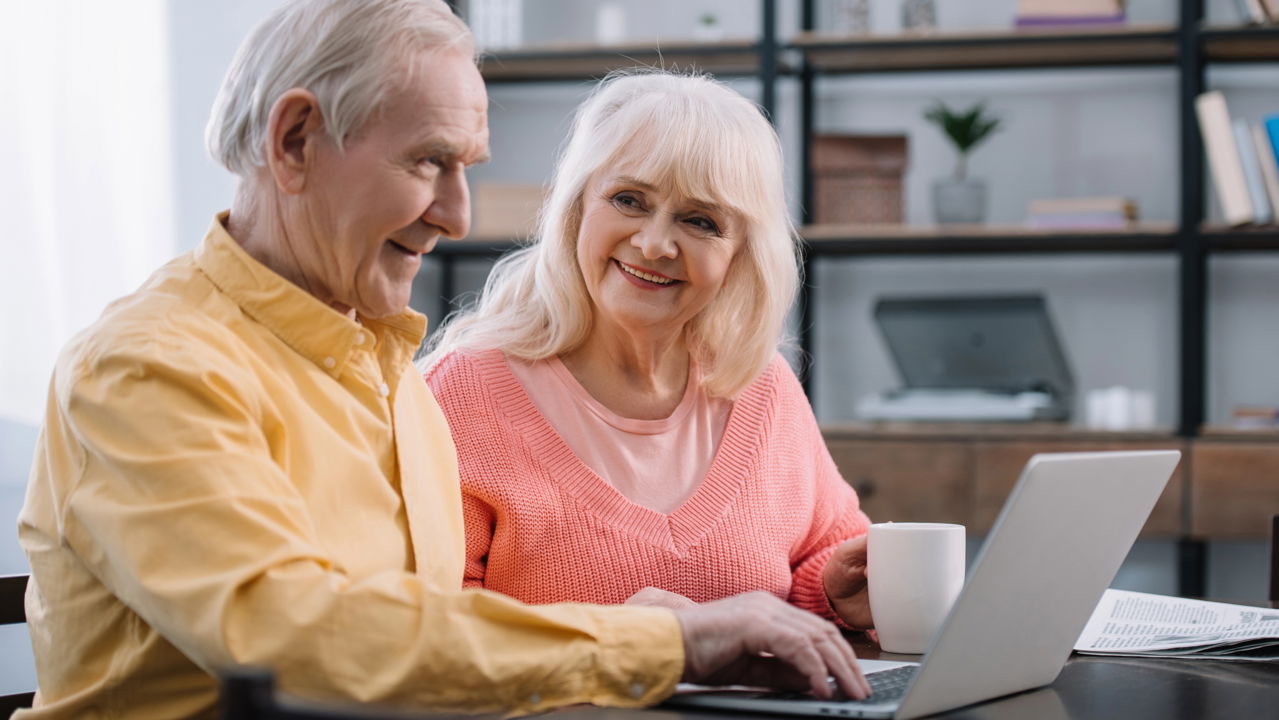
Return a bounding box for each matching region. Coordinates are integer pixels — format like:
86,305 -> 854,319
686,216 -> 720,234
612,193 -> 642,209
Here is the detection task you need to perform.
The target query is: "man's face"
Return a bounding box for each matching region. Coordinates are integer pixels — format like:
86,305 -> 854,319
298,47 -> 489,319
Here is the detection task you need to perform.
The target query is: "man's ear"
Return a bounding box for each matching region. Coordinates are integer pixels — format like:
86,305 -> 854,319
265,88 -> 325,195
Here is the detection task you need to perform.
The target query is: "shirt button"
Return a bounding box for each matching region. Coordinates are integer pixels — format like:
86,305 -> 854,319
528,693 -> 541,706
354,334 -> 365,345
630,683 -> 645,699
379,382 -> 390,397
322,357 -> 336,369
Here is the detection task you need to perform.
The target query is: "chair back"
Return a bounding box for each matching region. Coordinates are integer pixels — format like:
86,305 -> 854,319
220,667 -> 474,720
0,574 -> 35,717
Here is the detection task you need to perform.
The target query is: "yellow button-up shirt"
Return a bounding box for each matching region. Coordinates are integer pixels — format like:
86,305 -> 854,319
16,215 -> 683,719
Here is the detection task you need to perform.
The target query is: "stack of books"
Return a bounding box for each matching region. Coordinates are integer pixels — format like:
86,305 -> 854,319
1196,91 -> 1279,228
1231,405 -> 1279,429
1015,0 -> 1125,28
1026,196 -> 1138,230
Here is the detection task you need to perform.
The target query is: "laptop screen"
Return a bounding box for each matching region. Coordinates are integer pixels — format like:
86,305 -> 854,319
873,295 -> 1074,397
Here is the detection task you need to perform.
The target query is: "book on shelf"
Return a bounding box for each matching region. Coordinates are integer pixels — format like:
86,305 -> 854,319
467,0 -> 523,51
1267,115 -> 1279,172
1234,0 -> 1272,25
1252,124 -> 1279,220
1231,404 -> 1279,429
470,183 -> 544,239
1015,0 -> 1125,27
1234,119 -> 1274,225
1075,589 -> 1279,662
1196,91 -> 1255,227
1026,196 -> 1137,230
1265,0 -> 1279,23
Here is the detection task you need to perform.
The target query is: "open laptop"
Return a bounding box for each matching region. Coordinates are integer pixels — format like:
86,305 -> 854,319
666,450 -> 1180,719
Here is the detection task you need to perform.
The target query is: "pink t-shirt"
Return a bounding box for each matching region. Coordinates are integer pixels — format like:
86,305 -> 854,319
505,355 -> 733,514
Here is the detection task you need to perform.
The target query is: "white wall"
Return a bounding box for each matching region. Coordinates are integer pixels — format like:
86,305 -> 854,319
169,0 -> 288,250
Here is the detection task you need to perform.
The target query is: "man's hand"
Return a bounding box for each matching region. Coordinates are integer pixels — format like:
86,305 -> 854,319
823,536 -> 874,630
672,592 -> 872,700
625,586 -> 699,610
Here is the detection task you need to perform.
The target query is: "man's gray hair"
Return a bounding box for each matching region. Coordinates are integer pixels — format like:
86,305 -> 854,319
206,0 -> 472,177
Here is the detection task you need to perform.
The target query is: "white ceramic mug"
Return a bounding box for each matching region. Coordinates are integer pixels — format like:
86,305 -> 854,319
867,522 -> 965,654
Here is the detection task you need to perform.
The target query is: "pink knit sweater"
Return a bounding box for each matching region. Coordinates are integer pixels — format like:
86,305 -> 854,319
424,349 -> 870,622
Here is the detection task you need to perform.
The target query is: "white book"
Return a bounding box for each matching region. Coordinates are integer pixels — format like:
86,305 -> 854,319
1253,123 -> 1279,222
1264,0 -> 1279,22
1233,119 -> 1272,225
1196,92 -> 1254,227
1236,0 -> 1269,24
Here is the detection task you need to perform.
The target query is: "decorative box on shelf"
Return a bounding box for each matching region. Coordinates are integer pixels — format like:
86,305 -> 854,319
811,133 -> 908,225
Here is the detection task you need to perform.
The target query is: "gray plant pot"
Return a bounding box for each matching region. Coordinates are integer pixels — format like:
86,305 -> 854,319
931,177 -> 987,225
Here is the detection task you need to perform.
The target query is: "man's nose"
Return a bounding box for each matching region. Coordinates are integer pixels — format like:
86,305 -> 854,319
422,169 -> 470,240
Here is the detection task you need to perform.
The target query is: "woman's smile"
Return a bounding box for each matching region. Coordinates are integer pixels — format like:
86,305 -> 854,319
614,259 -> 679,288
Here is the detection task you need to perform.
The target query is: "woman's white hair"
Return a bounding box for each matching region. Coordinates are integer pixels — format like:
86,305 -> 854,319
427,70 -> 799,399
206,0 -> 471,178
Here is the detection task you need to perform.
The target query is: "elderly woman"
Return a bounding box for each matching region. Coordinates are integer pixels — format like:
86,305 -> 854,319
425,70 -> 874,630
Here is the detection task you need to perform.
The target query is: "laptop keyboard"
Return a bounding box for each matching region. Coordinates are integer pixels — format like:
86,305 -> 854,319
858,665 -> 917,703
755,665 -> 918,705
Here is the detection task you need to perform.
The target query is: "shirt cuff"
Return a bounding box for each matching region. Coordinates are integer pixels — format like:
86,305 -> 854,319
519,604 -> 684,715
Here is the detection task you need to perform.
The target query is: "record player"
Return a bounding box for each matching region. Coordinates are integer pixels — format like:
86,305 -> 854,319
855,295 -> 1074,422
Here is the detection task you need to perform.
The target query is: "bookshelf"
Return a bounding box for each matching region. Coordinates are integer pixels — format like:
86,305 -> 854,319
790,0 -> 1279,437
791,25 -> 1180,73
800,222 -> 1179,255
427,0 -> 1279,595
475,39 -> 775,83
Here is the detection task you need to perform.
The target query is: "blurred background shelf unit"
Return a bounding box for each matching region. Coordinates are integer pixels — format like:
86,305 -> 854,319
792,0 -> 1278,438
788,0 -> 1279,598
422,1 -> 1279,598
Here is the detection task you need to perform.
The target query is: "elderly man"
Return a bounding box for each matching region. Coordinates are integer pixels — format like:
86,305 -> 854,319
17,0 -> 869,717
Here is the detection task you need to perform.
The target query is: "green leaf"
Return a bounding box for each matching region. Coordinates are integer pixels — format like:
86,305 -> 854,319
924,101 -> 1002,154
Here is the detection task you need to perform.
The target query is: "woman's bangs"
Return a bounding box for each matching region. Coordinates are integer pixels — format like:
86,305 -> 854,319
608,103 -> 763,223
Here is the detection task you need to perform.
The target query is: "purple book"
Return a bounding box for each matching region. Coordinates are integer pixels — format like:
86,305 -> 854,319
1015,14 -> 1126,27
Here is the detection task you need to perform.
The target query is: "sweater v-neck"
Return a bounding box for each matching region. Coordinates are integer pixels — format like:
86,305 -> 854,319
470,349 -> 775,553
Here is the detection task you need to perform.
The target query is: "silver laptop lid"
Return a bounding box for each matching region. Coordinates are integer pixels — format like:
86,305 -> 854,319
895,450 -> 1179,720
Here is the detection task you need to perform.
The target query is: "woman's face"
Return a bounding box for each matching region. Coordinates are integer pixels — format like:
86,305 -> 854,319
575,167 -> 745,344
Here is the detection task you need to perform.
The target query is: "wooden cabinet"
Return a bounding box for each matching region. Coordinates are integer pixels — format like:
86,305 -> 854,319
825,439 -> 971,525
1190,434 -> 1279,539
823,424 -> 1187,538
969,439 -> 1184,536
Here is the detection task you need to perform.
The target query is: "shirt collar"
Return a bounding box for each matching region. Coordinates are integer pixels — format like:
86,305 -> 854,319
194,212 -> 428,378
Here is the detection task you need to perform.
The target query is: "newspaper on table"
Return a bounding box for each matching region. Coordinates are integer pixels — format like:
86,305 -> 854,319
1074,588 -> 1279,662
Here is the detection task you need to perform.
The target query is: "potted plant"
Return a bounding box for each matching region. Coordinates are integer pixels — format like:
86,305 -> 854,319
924,101 -> 1001,224
694,12 -> 723,42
